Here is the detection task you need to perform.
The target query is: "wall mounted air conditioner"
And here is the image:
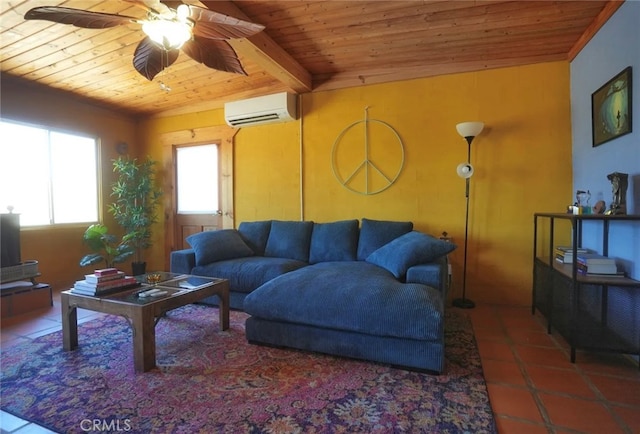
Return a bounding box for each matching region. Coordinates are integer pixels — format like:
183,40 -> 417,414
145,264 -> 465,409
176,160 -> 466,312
224,92 -> 297,127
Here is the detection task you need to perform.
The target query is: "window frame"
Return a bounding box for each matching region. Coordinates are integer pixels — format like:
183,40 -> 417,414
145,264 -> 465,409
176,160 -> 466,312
0,118 -> 101,228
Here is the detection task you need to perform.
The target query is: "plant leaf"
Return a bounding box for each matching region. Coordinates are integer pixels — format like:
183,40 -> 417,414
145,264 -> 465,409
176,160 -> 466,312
80,254 -> 103,267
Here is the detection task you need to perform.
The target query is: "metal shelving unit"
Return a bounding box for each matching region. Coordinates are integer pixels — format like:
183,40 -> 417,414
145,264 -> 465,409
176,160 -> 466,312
532,213 -> 640,366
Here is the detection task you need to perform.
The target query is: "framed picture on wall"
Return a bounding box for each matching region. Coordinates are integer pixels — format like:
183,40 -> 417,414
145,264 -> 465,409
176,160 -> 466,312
591,66 -> 632,147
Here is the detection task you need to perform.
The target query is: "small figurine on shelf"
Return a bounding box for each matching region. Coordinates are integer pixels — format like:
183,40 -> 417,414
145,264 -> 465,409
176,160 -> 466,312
605,172 -> 628,215
593,200 -> 606,214
576,190 -> 591,214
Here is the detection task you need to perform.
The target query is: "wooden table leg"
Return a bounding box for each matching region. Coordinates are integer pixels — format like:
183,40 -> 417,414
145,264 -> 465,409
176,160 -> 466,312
131,306 -> 156,373
218,287 -> 229,331
61,292 -> 78,351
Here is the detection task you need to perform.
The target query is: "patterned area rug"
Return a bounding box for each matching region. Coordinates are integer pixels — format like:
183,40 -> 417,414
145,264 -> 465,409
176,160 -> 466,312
1,305 -> 496,433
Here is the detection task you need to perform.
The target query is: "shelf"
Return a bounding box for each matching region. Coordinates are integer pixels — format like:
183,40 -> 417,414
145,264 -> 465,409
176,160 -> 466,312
532,213 -> 640,366
0,281 -> 52,318
535,257 -> 640,287
548,304 -> 637,354
534,212 -> 640,221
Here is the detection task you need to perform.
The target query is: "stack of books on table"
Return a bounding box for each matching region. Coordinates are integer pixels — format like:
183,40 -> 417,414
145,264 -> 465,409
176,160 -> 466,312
576,253 -> 624,277
71,268 -> 140,296
554,246 -> 592,264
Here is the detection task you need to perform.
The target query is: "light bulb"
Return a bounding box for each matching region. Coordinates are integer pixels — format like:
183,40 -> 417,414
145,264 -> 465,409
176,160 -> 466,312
456,162 -> 474,179
142,14 -> 193,50
176,4 -> 190,21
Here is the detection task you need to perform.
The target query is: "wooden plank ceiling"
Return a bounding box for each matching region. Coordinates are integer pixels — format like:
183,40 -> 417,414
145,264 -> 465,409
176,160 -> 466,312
0,0 -> 620,118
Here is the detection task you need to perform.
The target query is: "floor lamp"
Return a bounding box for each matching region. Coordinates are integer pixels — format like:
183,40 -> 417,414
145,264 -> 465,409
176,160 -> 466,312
453,121 -> 484,309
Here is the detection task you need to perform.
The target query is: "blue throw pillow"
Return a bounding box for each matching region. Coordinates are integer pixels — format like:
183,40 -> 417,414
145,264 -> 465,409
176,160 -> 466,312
366,231 -> 457,279
309,220 -> 359,263
238,220 -> 272,255
356,218 -> 413,260
264,220 -> 314,262
186,229 -> 254,266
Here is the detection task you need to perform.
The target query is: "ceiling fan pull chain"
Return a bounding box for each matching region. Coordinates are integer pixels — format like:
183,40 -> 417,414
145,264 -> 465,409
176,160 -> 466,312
159,49 -> 171,93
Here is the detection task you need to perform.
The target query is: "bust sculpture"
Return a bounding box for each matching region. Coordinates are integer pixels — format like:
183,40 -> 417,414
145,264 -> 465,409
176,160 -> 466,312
606,171 -> 628,215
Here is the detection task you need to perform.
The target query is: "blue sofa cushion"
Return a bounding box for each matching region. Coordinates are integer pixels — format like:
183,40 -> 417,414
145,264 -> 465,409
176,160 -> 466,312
407,262 -> 446,292
356,218 -> 413,260
309,219 -> 359,264
193,256 -> 307,294
244,261 -> 443,341
366,231 -> 457,279
186,229 -> 254,266
238,220 -> 272,255
264,220 -> 314,262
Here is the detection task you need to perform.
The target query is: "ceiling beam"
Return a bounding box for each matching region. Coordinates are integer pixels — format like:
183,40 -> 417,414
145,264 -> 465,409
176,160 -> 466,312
567,0 -> 624,61
199,0 -> 313,93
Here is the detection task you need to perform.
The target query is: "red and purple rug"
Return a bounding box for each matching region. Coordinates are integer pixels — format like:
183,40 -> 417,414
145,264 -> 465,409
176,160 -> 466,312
1,305 -> 496,433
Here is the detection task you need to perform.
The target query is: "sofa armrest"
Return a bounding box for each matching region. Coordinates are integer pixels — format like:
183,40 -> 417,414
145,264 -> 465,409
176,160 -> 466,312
170,249 -> 196,274
406,256 -> 449,296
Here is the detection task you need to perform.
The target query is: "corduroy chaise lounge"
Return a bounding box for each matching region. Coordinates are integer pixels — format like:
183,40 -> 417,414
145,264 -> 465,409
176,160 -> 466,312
170,218 -> 455,373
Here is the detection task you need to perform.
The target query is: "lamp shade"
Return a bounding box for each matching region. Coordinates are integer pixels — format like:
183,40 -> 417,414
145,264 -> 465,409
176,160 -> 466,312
456,163 -> 474,179
456,122 -> 484,139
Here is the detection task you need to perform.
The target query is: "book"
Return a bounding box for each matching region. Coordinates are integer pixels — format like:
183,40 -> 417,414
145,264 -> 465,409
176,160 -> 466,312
94,268 -> 120,277
555,253 -> 575,264
554,246 -> 593,264
85,271 -> 125,283
576,253 -> 616,266
577,262 -> 618,275
581,271 -> 626,278
70,282 -> 140,296
73,276 -> 138,292
555,246 -> 590,253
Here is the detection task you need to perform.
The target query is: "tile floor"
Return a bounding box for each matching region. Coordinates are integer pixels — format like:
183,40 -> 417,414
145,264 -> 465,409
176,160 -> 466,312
468,304 -> 640,434
1,291 -> 639,433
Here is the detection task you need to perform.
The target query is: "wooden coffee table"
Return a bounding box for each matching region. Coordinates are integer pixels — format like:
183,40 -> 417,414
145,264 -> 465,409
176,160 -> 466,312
61,273 -> 229,373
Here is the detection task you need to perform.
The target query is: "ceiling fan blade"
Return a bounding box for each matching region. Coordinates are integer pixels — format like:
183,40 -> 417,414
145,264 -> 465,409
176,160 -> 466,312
123,0 -> 172,17
181,37 -> 247,75
188,6 -> 265,40
24,7 -> 137,29
158,1 -> 184,10
133,37 -> 179,81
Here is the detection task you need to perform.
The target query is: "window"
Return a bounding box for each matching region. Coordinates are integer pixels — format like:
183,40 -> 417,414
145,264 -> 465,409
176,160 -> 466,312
176,144 -> 219,213
0,119 -> 99,226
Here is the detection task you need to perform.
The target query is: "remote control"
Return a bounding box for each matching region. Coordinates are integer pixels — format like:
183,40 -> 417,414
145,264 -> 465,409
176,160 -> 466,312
138,289 -> 162,298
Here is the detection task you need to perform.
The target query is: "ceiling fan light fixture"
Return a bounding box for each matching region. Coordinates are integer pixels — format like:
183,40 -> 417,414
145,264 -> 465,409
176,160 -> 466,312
23,4 -> 264,80
142,17 -> 193,50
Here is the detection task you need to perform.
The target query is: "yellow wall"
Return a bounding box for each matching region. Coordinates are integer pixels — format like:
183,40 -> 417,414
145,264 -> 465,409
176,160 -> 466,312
140,61 -> 573,306
3,60 -> 573,306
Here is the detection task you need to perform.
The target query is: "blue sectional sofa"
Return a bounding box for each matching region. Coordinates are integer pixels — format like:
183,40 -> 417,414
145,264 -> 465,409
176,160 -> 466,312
170,218 -> 456,373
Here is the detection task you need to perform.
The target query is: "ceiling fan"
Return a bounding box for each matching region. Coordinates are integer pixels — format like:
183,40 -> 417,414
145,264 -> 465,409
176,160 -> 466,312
24,0 -> 265,81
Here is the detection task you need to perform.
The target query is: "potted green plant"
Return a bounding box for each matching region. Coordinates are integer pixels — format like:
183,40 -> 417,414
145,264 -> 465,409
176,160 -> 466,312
108,156 -> 162,275
79,224 -> 134,268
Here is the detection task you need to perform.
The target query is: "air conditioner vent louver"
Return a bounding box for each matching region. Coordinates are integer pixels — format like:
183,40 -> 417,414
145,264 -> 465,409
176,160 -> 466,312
227,113 -> 281,126
224,92 -> 297,127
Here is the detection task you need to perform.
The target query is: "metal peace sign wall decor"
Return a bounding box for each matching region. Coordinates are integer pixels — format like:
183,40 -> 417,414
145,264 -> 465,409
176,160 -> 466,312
331,107 -> 405,195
